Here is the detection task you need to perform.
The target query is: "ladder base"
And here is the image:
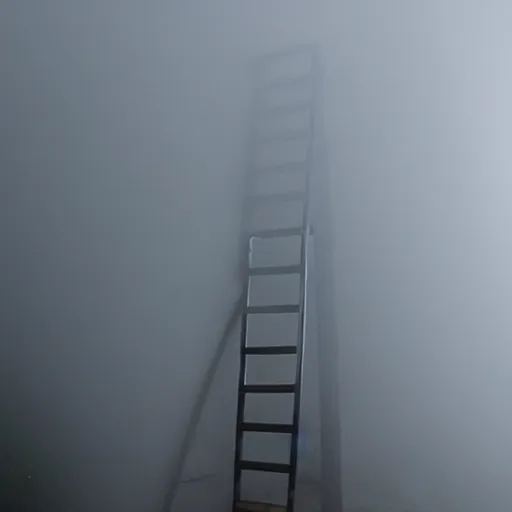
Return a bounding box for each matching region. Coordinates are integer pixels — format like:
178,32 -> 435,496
236,501 -> 286,512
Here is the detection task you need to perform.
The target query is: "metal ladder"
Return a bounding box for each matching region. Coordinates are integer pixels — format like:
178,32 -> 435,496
233,45 -> 318,512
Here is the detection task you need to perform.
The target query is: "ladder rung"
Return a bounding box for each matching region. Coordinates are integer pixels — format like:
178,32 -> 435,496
241,422 -> 294,434
263,74 -> 312,90
244,345 -> 297,355
249,227 -> 303,239
248,264 -> 302,276
239,460 -> 292,473
261,100 -> 311,116
258,128 -> 310,144
259,44 -> 316,65
246,304 -> 300,315
236,502 -> 286,512
253,161 -> 307,175
243,384 -> 296,394
248,191 -> 304,204
236,502 -> 285,512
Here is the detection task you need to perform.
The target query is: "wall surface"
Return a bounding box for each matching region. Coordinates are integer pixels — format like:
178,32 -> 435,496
4,1 -> 512,512
2,2 -> 249,511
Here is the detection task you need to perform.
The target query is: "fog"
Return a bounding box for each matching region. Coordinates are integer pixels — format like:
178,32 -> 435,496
2,1 -> 512,511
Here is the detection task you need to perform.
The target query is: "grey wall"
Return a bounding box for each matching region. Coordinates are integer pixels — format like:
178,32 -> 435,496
2,2 -> 249,511
4,1 -> 512,512
323,4 -> 512,511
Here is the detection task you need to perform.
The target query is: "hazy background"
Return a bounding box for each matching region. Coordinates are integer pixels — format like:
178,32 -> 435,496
3,1 -> 512,511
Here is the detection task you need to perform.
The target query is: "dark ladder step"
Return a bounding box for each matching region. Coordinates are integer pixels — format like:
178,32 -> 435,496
242,384 -> 296,394
241,422 -> 294,434
248,190 -> 305,204
239,460 -> 292,473
252,161 -> 308,175
248,264 -> 302,276
235,502 -> 286,512
258,127 -> 310,144
243,345 -> 297,355
246,304 -> 300,315
249,227 -> 303,239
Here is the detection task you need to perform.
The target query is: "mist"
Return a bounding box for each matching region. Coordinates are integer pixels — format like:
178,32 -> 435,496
2,1 -> 512,511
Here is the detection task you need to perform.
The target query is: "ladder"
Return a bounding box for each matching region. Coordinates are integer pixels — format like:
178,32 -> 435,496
233,45 -> 319,512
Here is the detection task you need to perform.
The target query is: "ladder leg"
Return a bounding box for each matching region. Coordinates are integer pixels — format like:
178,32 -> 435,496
232,44 -> 319,512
